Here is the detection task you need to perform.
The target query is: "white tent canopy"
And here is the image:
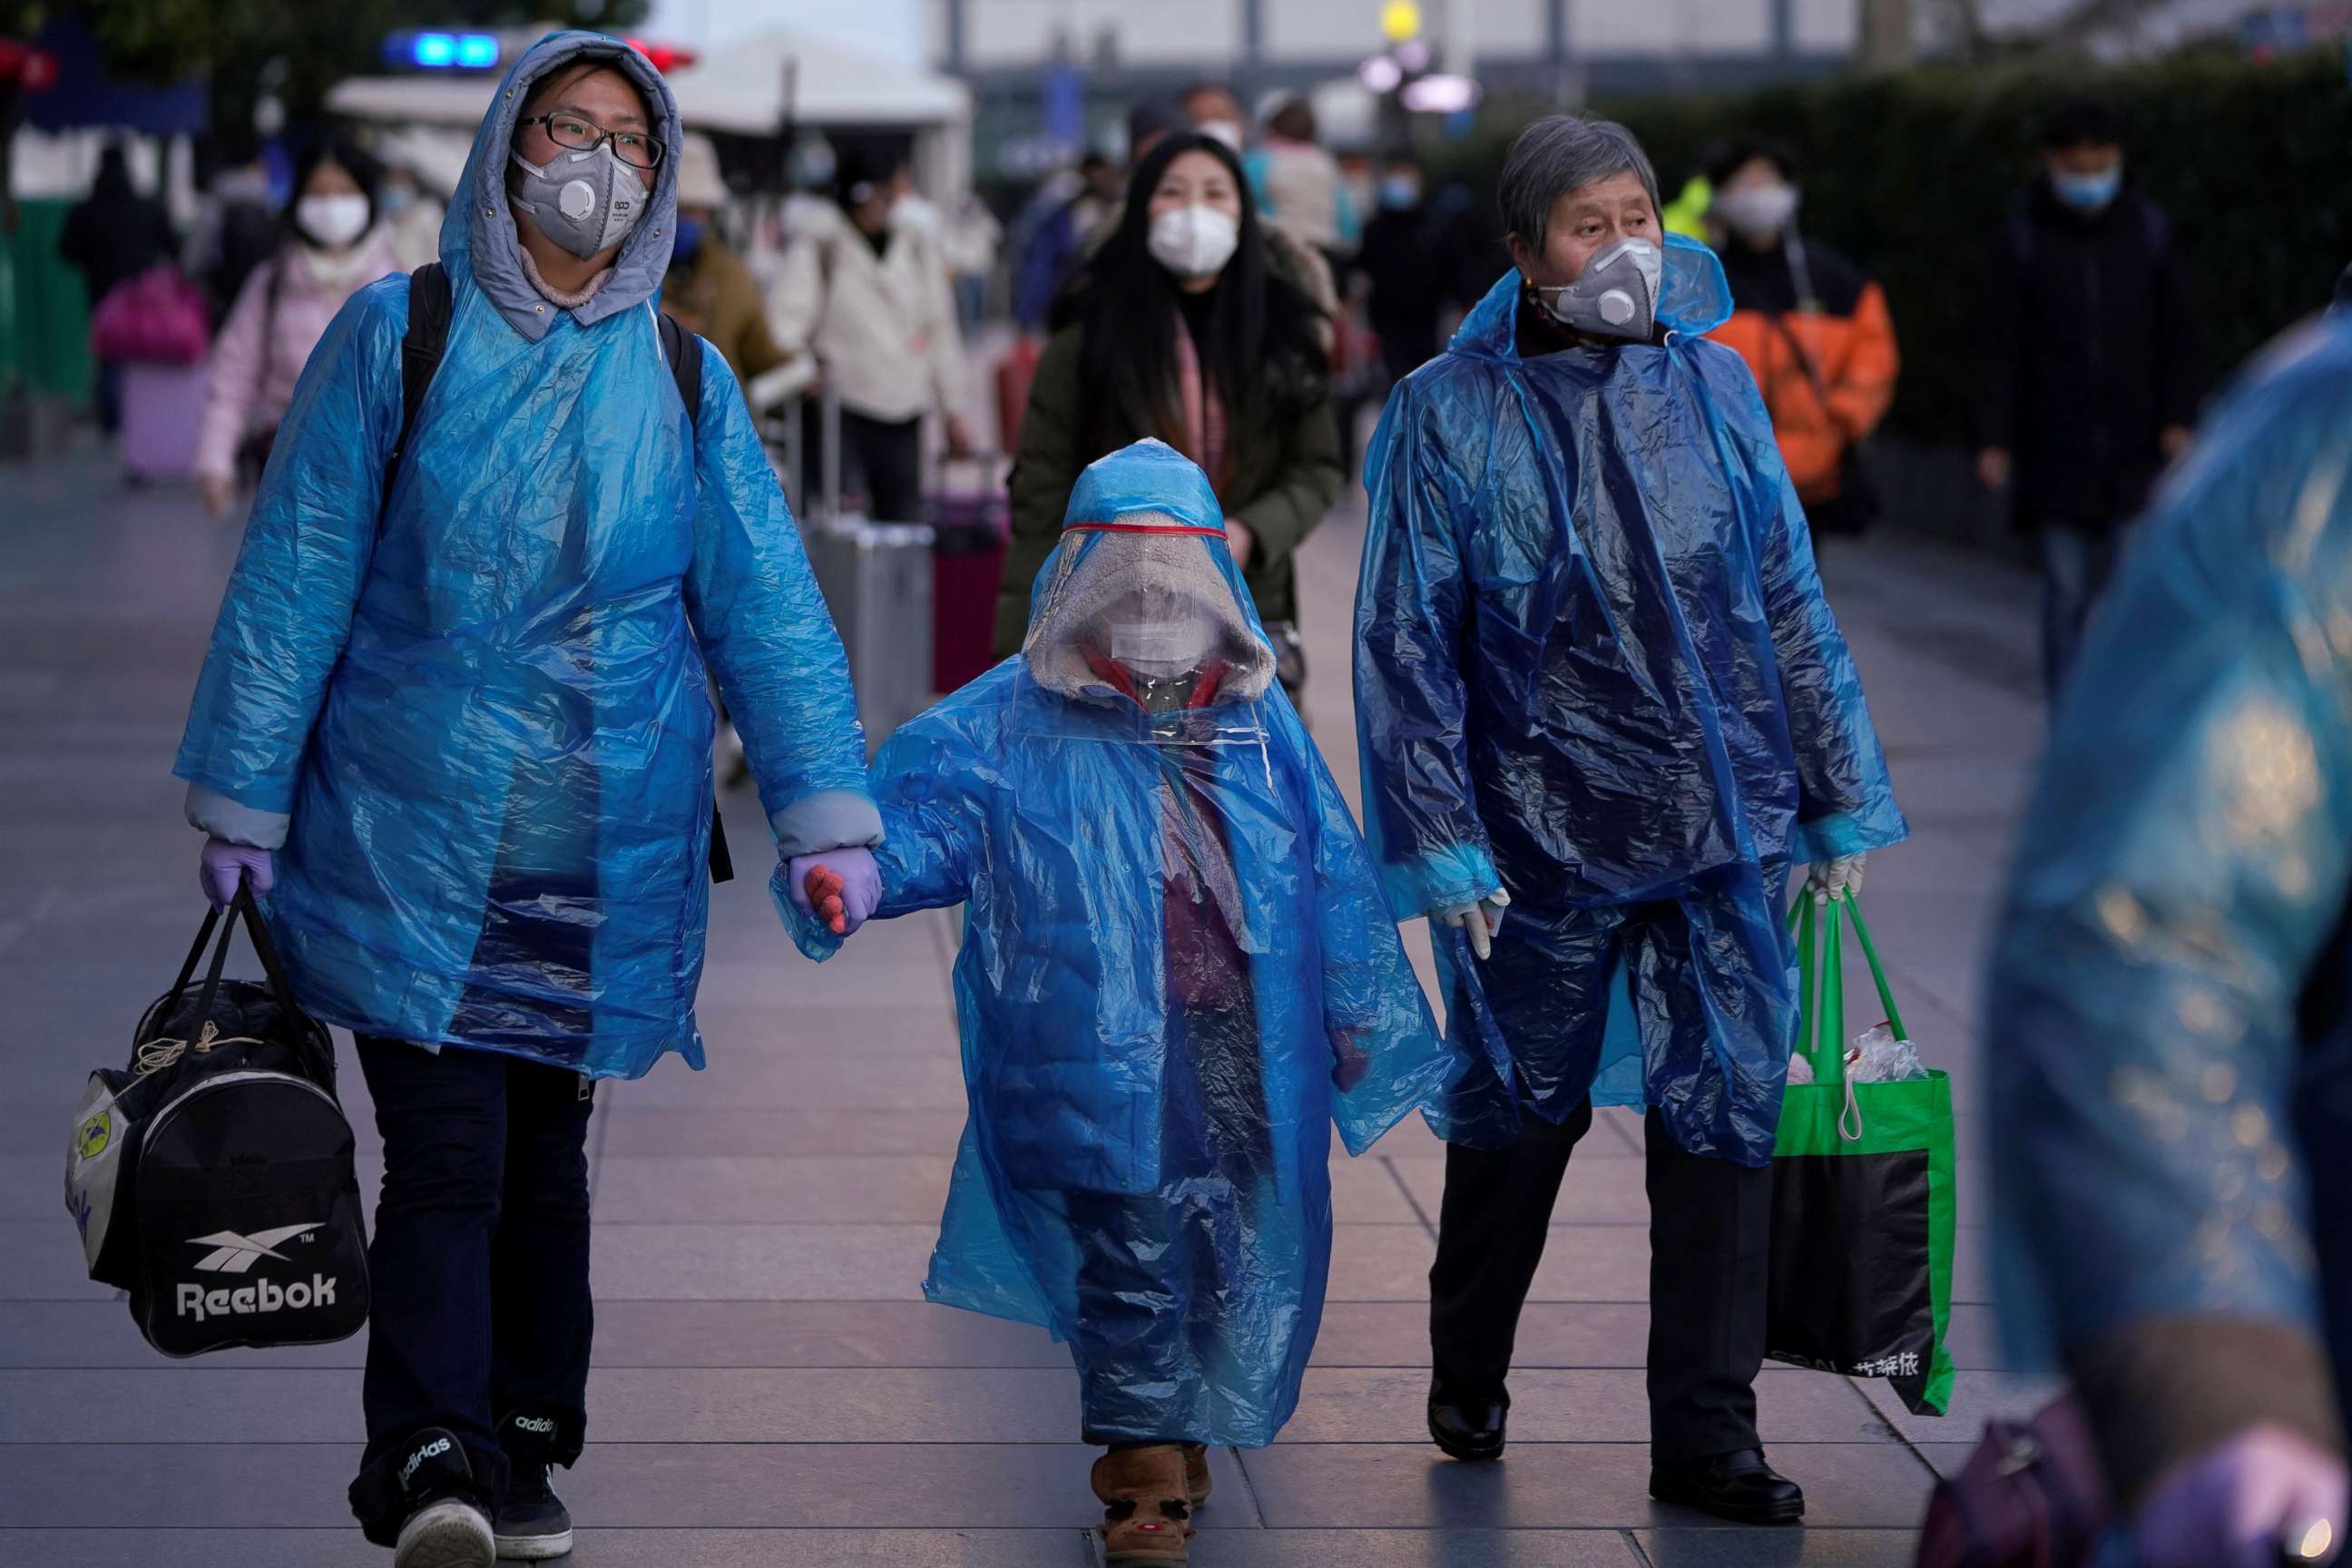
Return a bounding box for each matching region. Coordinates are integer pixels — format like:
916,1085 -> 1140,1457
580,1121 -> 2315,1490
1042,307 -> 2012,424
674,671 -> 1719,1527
326,26 -> 970,133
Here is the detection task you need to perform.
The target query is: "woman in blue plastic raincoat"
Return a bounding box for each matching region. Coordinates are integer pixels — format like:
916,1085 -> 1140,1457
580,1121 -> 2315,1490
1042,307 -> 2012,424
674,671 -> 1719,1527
793,438 -> 1451,1564
1351,117 -> 1905,1520
172,34 -> 879,1563
1988,318 -> 2352,1568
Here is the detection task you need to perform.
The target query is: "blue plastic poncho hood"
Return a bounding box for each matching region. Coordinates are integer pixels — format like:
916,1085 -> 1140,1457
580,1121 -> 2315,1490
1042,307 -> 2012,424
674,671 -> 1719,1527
176,32 -> 877,1078
1353,240 -> 1903,1163
791,441 -> 1455,1446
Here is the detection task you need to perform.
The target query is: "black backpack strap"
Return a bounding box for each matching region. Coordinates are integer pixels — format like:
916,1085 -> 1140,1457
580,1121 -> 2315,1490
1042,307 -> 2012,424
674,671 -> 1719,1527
652,309 -> 730,883
657,308 -> 705,429
384,262 -> 453,519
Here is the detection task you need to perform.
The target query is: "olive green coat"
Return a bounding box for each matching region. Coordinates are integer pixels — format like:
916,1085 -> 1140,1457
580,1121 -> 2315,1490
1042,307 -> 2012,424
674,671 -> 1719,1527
993,321 -> 1344,658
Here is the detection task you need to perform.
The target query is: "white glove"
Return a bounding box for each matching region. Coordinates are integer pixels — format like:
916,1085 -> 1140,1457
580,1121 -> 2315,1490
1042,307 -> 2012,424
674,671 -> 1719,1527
1436,888 -> 1510,961
2134,1425 -> 2347,1568
1807,852 -> 1867,906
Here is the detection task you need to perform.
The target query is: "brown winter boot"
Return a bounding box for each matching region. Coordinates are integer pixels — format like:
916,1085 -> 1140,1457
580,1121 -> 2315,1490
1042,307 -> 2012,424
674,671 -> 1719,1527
1090,1445 -> 1195,1565
1181,1443 -> 1211,1505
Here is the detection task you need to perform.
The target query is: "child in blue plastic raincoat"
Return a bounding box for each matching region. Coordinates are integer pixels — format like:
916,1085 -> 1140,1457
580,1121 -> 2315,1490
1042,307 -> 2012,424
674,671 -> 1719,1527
1352,117 -> 1904,1520
792,438 -> 1451,1564
1989,315 -> 2352,1568
172,33 -> 878,1565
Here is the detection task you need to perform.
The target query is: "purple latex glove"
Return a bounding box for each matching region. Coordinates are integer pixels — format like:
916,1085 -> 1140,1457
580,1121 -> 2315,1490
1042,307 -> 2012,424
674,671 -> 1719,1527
2134,1426 -> 2347,1568
199,837 -> 274,909
1329,1029 -> 1372,1093
785,847 -> 881,937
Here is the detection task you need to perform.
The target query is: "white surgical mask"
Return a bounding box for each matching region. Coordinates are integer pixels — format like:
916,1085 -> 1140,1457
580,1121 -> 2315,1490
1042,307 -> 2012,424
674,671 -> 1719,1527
297,194 -> 371,250
1109,620 -> 1216,680
891,191 -> 939,232
1148,204 -> 1240,280
1712,181 -> 1799,242
1199,120 -> 1245,152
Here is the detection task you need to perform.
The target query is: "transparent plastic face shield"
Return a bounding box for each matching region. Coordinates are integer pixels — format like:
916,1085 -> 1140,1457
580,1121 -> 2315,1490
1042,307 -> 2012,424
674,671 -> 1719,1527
1014,523 -> 1280,749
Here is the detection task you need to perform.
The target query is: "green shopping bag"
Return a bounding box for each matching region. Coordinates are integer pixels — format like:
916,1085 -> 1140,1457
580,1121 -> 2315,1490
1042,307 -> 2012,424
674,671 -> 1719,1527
1763,891 -> 1956,1416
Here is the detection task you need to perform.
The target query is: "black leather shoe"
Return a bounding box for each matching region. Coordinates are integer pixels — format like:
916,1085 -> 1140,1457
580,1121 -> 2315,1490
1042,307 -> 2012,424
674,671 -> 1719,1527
1650,1448 -> 1805,1524
1426,1379 -> 1507,1462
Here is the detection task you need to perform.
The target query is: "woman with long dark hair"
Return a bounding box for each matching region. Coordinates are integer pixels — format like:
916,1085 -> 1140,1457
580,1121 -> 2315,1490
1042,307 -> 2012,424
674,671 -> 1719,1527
994,132 -> 1340,694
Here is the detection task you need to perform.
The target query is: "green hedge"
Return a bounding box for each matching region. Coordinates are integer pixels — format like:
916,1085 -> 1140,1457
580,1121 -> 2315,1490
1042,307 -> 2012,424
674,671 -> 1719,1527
1428,49 -> 2352,443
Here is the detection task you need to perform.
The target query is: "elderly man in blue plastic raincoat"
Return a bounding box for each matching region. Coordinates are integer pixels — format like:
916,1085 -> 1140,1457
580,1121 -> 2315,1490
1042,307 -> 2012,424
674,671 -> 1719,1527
1352,116 -> 1905,1523
1988,317 -> 2352,1568
172,33 -> 878,1566
792,438 -> 1452,1565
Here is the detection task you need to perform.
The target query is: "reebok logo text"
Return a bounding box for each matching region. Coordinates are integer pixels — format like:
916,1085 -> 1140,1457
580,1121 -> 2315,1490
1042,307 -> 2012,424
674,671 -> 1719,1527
174,1273 -> 338,1322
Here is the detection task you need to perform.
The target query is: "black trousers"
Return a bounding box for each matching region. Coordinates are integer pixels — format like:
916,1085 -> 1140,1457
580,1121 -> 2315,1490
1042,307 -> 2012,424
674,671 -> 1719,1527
1429,1100 -> 1773,1464
346,1038 -> 596,1544
845,409 -> 926,524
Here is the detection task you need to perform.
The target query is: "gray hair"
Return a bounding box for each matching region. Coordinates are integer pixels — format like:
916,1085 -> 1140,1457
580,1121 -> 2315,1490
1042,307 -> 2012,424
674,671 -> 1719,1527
1497,115 -> 1661,247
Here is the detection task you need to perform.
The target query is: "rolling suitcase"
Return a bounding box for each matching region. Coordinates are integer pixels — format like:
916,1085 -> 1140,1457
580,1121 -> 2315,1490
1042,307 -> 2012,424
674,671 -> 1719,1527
799,384 -> 934,751
118,362 -> 206,482
928,452 -> 1010,695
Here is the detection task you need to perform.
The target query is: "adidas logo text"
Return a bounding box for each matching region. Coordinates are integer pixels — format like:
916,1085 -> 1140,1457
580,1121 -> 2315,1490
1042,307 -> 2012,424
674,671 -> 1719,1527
400,1436 -> 453,1488
514,1416 -> 556,1435
174,1273 -> 338,1322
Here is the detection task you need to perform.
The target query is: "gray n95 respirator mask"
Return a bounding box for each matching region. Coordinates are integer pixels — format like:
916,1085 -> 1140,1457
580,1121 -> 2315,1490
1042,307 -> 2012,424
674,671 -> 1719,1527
1531,237 -> 1664,341
510,142 -> 650,260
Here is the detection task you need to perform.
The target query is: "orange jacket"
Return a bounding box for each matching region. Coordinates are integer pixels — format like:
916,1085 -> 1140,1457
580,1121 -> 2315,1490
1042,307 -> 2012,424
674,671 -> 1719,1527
1709,241 -> 1898,505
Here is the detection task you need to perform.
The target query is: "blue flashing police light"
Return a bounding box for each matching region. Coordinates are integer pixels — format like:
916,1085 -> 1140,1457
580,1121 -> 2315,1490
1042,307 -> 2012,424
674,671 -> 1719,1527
386,29 -> 502,71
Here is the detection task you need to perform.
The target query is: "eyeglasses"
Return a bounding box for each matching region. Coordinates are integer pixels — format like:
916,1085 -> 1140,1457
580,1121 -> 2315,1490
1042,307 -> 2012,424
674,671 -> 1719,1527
519,113 -> 663,171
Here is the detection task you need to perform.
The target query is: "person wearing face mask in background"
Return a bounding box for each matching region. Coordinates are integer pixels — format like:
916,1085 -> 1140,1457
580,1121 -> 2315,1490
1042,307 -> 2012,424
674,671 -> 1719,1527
373,152 -> 447,272
192,138 -> 401,519
1976,97 -> 2201,703
995,132 -> 1340,706
795,438 -> 1454,1567
1353,115 -> 1904,1522
1356,152 -> 1451,388
175,34 -> 879,1566
769,143 -> 975,524
661,132 -> 790,386
1705,137 -> 1899,545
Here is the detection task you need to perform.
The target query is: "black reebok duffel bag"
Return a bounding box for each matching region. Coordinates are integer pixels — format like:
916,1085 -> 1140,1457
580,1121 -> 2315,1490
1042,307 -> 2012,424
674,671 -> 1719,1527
64,887 -> 368,1356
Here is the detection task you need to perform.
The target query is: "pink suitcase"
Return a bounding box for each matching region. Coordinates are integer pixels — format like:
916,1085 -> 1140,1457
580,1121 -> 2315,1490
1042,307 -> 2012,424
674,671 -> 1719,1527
118,362 -> 207,482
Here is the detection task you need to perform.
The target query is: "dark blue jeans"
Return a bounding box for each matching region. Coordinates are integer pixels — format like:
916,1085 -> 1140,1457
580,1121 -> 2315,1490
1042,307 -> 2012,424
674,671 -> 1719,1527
2039,523 -> 2123,705
346,1037 -> 595,1545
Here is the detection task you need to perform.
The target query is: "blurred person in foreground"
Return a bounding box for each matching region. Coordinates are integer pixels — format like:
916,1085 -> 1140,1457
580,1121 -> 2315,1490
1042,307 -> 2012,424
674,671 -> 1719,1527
1354,114 -> 1904,1522
661,132 -> 790,385
804,438 -> 1454,1565
1976,97 -> 2200,700
60,143 -> 177,434
771,144 -> 974,520
193,138 -> 401,518
1986,307 -> 2352,1568
995,132 -> 1339,701
174,33 -> 878,1566
1706,137 -> 1898,544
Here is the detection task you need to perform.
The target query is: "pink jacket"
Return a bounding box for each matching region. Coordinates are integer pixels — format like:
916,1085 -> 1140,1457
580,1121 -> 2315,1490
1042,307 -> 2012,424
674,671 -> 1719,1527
194,231 -> 404,481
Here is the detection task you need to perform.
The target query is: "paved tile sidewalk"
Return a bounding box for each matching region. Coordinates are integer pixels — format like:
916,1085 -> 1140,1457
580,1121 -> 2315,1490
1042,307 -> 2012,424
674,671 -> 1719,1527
0,447 -> 2053,1565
